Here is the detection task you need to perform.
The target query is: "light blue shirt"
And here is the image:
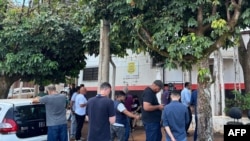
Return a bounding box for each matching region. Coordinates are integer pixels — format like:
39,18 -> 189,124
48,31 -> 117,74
75,94 -> 87,116
181,87 -> 191,107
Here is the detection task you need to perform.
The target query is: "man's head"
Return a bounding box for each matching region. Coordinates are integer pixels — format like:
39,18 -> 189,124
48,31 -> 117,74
46,84 -> 57,94
151,80 -> 164,93
79,86 -> 87,95
164,84 -> 168,91
100,82 -> 112,96
39,86 -> 45,92
184,82 -> 191,90
71,83 -> 76,88
123,86 -> 129,94
115,91 -> 126,102
76,86 -> 81,93
170,90 -> 181,101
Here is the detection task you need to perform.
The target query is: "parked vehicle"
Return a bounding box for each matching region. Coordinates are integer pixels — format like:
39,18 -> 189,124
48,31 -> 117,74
0,99 -> 47,140
8,87 -> 35,99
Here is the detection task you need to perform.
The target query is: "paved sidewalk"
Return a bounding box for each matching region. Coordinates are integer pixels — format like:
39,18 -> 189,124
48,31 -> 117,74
69,121 -> 223,141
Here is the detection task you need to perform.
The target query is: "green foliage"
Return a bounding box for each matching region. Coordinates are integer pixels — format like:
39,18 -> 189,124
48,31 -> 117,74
198,68 -> 210,83
241,8 -> 250,27
225,90 -> 250,113
79,0 -> 249,70
0,2 -> 86,85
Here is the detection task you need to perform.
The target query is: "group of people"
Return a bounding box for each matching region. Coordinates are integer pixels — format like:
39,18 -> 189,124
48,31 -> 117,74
32,80 -> 198,141
145,80 -> 198,141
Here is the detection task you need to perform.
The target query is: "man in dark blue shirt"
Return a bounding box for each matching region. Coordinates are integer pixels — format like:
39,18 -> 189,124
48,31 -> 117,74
190,89 -> 198,141
86,82 -> 115,141
162,90 -> 189,141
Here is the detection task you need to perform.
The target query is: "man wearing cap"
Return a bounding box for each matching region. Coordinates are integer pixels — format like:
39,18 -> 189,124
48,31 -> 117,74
141,80 -> 165,141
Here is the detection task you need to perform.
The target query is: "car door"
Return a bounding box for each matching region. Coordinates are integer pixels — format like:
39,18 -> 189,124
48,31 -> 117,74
21,89 -> 29,98
14,104 -> 47,138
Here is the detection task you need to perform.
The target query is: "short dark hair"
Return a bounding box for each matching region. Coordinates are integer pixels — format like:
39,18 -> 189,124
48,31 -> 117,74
184,82 -> 190,87
171,90 -> 180,96
115,91 -> 126,97
153,80 -> 164,89
76,86 -> 81,91
100,82 -> 111,90
39,86 -> 45,91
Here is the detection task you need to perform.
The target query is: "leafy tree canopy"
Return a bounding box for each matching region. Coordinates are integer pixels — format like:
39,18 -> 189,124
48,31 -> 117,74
81,0 -> 250,70
0,1 -> 86,98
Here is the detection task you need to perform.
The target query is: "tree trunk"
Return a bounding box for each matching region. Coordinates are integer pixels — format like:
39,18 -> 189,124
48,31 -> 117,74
239,34 -> 250,94
213,50 -> 222,115
97,19 -> 110,92
197,58 -> 214,141
0,75 -> 19,99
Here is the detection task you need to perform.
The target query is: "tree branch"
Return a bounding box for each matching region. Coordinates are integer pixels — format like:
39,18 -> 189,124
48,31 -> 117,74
19,0 -> 26,23
225,0 -> 231,21
197,5 -> 203,29
137,27 -> 169,57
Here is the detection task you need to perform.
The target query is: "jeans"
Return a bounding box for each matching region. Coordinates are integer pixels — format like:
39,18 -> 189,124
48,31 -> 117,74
166,137 -> 187,141
194,109 -> 198,141
186,106 -> 192,132
110,125 -> 125,141
47,124 -> 68,141
70,113 -> 77,137
124,118 -> 131,141
143,122 -> 162,141
75,114 -> 86,140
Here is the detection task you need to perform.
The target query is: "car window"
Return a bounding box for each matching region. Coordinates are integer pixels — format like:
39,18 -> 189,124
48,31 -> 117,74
13,90 -> 19,94
22,89 -> 31,93
14,104 -> 47,138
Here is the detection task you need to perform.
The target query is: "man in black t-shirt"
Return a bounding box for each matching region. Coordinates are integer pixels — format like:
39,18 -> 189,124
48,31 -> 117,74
141,80 -> 164,141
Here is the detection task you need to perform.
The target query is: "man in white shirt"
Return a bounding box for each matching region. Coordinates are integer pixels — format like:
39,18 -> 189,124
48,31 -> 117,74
69,86 -> 80,139
74,86 -> 88,141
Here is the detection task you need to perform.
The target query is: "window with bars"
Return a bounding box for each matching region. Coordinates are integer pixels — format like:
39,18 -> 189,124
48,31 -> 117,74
83,67 -> 98,80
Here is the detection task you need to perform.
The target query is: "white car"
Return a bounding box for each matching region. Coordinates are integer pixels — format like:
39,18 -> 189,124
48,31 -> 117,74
0,99 -> 47,141
8,87 -> 35,99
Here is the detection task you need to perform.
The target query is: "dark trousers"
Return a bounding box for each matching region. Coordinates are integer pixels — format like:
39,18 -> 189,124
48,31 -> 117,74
75,113 -> 86,140
47,124 -> 68,141
194,108 -> 198,141
143,122 -> 162,141
186,106 -> 192,132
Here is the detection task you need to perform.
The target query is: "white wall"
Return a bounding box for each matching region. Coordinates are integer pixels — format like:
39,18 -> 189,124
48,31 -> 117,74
78,49 -> 245,89
80,50 -> 161,87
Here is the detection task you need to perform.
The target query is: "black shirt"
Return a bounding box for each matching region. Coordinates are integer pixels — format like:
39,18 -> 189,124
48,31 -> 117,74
141,87 -> 162,123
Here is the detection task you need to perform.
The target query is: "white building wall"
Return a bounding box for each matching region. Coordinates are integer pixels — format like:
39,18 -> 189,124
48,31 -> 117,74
80,50 -> 161,88
79,49 -> 245,89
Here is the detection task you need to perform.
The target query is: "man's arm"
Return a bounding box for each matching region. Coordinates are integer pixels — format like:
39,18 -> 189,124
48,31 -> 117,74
143,102 -> 164,111
123,110 -> 140,119
32,97 -> 40,103
109,116 -> 116,124
165,126 -> 176,141
80,103 -> 87,107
